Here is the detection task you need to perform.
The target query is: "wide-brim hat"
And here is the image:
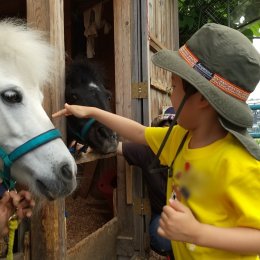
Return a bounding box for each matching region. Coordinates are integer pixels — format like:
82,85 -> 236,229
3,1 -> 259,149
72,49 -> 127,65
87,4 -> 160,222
152,23 -> 260,160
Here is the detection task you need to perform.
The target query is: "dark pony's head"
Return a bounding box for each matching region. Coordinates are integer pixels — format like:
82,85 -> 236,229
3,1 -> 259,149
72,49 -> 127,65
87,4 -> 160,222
65,60 -> 118,154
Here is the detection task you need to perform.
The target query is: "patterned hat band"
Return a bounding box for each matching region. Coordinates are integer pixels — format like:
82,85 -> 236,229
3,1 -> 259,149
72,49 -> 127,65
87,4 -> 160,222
179,44 -> 250,102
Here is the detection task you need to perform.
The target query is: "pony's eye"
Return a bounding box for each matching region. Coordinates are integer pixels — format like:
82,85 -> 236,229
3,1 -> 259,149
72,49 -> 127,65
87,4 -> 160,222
1,89 -> 22,103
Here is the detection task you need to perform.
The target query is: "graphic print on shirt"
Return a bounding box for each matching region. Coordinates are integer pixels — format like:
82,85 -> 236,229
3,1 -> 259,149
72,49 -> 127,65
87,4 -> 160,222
171,161 -> 210,202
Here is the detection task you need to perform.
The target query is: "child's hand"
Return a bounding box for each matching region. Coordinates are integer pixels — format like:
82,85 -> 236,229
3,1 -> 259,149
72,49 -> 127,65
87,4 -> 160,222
0,192 -> 14,237
14,190 -> 35,219
158,199 -> 201,243
0,190 -> 35,237
52,103 -> 89,119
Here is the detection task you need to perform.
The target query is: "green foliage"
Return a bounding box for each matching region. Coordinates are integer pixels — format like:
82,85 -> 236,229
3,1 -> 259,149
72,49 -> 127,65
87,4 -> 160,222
179,0 -> 260,44
179,0 -> 234,44
240,20 -> 260,40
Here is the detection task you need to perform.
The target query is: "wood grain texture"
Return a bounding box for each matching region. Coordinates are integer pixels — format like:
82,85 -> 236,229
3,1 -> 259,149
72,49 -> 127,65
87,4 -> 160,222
27,1 -> 66,259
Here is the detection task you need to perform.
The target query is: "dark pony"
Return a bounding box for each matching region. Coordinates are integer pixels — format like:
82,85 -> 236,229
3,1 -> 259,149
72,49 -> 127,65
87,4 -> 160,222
65,59 -> 118,154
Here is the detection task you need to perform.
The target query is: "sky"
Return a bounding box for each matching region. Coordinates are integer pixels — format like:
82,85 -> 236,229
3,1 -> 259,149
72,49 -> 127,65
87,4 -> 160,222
248,38 -> 260,102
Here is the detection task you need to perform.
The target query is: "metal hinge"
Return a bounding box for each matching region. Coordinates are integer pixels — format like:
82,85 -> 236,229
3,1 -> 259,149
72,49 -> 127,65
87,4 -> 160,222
133,197 -> 151,216
131,82 -> 148,99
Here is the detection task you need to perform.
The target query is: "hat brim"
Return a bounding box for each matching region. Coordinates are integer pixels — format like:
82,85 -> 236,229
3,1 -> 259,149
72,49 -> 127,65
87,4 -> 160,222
219,118 -> 260,160
151,50 -> 253,128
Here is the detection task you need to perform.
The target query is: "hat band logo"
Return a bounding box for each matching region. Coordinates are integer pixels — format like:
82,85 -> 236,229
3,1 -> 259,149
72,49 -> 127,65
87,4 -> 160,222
179,44 -> 250,102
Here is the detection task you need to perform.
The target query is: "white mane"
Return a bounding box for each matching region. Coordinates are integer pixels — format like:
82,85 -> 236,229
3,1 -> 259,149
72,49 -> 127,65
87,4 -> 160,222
0,19 -> 77,199
0,19 -> 53,91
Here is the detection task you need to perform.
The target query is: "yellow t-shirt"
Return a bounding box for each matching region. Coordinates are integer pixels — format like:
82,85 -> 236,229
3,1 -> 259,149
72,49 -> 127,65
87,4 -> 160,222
145,125 -> 260,260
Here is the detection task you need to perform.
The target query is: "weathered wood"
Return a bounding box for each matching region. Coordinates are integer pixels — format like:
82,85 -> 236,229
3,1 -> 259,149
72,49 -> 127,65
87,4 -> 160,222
149,0 -> 178,119
67,217 -> 118,260
125,164 -> 133,205
27,0 -> 66,259
172,0 -> 179,50
130,0 -> 150,255
75,151 -> 116,165
113,0 -> 135,257
149,33 -> 167,52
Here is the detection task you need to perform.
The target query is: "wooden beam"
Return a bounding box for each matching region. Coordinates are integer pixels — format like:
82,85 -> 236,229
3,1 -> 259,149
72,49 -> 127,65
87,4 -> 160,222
113,0 -> 136,257
27,0 -> 66,259
149,33 -> 167,52
75,151 -> 116,165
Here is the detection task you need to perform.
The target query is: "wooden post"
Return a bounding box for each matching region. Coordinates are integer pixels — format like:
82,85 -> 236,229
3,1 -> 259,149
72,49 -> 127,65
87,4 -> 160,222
27,0 -> 66,259
113,0 -> 136,257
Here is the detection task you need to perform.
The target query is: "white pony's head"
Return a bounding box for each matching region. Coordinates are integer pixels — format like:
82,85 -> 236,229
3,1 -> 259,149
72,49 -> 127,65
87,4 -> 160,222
0,19 -> 77,200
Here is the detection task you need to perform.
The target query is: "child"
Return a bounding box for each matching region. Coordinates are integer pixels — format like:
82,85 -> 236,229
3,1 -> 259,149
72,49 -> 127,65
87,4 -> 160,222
53,23 -> 260,259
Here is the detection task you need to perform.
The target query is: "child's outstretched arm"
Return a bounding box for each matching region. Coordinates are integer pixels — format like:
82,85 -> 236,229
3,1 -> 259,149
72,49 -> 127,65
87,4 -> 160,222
158,199 -> 260,254
52,103 -> 147,144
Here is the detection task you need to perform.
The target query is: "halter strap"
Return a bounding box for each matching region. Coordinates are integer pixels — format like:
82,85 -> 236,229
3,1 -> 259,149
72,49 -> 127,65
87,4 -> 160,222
0,129 -> 61,190
68,118 -> 96,157
80,118 -> 96,141
68,118 -> 96,143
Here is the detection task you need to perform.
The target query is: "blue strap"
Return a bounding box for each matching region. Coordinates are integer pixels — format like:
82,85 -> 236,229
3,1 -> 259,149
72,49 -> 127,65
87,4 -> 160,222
69,118 -> 96,143
0,147 -> 15,190
0,147 -> 12,167
80,118 -> 96,141
9,129 -> 61,162
0,129 -> 61,190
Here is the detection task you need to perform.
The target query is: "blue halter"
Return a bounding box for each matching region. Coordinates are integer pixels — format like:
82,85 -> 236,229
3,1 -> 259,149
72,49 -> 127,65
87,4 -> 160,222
78,118 -> 96,142
0,129 -> 61,190
69,118 -> 96,143
68,118 -> 96,155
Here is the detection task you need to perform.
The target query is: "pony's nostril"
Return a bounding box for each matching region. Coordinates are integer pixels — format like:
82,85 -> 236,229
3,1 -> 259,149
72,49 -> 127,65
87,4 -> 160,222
61,164 -> 73,180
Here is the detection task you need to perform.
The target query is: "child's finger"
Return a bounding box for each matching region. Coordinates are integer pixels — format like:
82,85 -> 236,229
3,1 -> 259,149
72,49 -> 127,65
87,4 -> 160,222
16,191 -> 35,211
52,108 -> 70,118
18,190 -> 33,201
157,226 -> 167,239
168,198 -> 187,213
16,207 -> 33,219
1,191 -> 11,204
8,191 -> 21,207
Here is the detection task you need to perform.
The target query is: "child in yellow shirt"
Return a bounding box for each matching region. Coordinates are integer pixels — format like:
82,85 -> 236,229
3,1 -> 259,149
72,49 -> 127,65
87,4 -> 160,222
53,23 -> 260,259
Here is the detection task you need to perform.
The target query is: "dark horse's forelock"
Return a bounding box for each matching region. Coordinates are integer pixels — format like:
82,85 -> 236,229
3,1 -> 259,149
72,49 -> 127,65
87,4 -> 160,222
66,60 -> 104,90
65,59 -> 118,154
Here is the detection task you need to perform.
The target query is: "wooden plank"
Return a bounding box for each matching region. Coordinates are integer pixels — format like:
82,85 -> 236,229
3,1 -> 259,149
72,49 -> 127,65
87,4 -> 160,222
67,217 -> 118,260
140,0 -> 150,127
113,0 -> 135,257
27,0 -> 66,259
125,164 -> 133,204
149,0 -> 180,119
172,0 -> 179,50
149,33 -> 167,51
75,151 -> 116,165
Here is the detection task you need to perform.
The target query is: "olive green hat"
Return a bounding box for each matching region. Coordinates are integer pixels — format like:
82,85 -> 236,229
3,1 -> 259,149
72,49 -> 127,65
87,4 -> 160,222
151,23 -> 260,160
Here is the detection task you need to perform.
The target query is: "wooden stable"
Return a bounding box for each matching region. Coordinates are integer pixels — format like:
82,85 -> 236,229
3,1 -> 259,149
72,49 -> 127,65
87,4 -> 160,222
0,0 -> 178,259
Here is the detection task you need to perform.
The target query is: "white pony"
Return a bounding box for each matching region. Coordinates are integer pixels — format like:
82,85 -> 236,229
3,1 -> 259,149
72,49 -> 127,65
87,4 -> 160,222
0,19 -> 77,200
